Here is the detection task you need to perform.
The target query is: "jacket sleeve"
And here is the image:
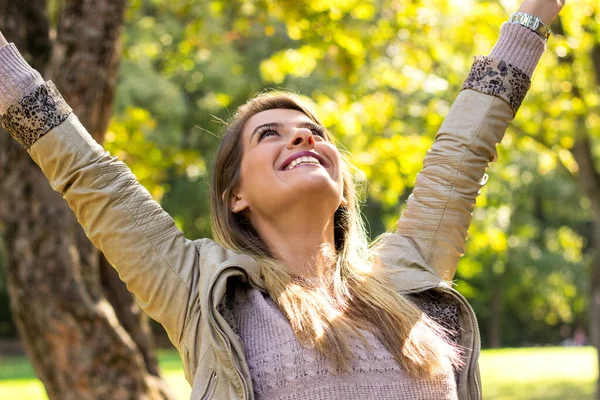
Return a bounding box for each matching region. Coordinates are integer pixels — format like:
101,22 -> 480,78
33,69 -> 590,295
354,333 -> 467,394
1,80 -> 200,349
387,23 -> 545,281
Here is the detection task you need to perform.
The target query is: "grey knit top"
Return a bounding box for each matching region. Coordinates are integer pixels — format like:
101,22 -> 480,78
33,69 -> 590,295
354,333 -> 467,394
219,284 -> 461,400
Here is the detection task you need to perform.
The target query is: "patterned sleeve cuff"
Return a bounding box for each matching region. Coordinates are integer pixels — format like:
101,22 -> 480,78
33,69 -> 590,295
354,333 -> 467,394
461,56 -> 531,115
1,81 -> 72,150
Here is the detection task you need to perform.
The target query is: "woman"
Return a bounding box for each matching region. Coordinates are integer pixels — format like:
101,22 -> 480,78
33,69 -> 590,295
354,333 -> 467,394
0,0 -> 564,399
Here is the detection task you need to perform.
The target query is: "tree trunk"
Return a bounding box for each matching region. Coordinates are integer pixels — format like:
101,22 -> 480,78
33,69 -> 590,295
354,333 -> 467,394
570,136 -> 600,400
488,278 -> 503,348
552,17 -> 600,399
591,223 -> 600,400
0,1 -> 174,399
588,38 -> 600,400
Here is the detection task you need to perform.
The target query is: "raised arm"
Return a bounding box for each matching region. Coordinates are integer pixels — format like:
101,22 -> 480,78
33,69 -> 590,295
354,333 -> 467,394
0,35 -> 200,349
380,1 -> 564,281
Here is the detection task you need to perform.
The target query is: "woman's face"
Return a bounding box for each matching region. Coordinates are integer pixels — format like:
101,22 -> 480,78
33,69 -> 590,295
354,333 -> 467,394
230,108 -> 344,220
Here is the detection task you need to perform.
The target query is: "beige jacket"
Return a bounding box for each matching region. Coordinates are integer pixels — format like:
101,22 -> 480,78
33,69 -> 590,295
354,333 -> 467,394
3,55 -> 527,400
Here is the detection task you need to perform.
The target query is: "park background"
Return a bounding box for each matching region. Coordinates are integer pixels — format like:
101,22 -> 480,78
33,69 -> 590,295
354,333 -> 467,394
0,0 -> 598,398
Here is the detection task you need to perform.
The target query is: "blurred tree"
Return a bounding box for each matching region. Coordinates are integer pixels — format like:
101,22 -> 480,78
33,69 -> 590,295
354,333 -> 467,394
510,5 -> 600,395
0,0 -> 173,399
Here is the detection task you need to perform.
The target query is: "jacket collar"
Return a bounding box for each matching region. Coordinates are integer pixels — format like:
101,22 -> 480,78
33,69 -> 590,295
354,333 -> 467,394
199,237 -> 444,298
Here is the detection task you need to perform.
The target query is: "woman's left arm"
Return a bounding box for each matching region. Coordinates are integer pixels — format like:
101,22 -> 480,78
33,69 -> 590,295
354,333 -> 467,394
387,1 -> 564,281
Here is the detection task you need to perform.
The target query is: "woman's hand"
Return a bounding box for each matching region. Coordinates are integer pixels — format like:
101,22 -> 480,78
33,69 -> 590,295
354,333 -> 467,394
517,0 -> 565,25
0,30 -> 8,48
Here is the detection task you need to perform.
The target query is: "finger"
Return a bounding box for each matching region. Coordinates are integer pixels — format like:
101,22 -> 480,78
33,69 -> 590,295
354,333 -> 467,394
0,31 -> 8,47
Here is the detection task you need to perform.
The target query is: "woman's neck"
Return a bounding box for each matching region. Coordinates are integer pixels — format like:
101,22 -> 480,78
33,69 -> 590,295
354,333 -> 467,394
250,209 -> 337,277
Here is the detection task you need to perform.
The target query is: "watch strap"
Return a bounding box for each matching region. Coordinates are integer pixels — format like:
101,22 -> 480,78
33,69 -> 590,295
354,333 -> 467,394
508,12 -> 551,41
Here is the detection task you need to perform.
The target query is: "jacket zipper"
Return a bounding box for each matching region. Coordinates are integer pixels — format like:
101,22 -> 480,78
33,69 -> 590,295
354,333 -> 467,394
202,371 -> 218,400
206,266 -> 250,400
408,284 -> 482,400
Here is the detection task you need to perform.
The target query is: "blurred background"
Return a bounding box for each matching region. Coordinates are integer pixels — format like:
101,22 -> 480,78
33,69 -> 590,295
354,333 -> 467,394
0,0 -> 598,399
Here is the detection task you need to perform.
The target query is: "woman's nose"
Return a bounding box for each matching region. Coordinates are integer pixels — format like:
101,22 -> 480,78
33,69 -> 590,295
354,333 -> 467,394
287,128 -> 316,149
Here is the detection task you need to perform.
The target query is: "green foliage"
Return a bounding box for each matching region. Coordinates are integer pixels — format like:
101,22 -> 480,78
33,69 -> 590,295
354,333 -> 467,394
52,0 -> 600,346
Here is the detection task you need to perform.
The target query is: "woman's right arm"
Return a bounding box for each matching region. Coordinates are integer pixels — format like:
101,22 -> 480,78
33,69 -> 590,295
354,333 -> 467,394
0,38 -> 200,350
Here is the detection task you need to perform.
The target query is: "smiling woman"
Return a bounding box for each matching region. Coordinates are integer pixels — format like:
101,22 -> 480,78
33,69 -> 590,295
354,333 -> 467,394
0,0 -> 565,399
210,94 -> 463,394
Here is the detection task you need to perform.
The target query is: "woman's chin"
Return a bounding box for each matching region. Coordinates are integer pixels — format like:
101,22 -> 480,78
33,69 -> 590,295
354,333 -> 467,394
286,171 -> 338,190
253,168 -> 342,208
286,179 -> 342,207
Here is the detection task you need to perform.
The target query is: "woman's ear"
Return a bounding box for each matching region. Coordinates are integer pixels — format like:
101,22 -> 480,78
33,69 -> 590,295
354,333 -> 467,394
229,191 -> 249,213
340,198 -> 348,207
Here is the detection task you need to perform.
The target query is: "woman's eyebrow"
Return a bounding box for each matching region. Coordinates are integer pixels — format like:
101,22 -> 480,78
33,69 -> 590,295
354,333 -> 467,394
297,121 -> 323,130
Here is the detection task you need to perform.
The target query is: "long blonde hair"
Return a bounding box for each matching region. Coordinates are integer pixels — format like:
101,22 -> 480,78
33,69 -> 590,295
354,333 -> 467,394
210,92 -> 462,378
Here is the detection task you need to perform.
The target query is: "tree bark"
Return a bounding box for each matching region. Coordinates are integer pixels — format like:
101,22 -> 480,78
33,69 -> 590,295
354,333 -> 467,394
572,35 -> 600,400
548,17 -> 600,399
570,135 -> 600,400
488,276 -> 503,348
0,1 -> 174,399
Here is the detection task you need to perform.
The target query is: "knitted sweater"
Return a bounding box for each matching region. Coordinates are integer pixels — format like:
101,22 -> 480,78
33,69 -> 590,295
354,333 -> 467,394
0,21 -> 545,400
219,285 -> 461,400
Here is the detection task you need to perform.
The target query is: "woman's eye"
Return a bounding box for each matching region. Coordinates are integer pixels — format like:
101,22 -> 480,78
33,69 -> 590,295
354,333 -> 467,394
258,129 -> 278,141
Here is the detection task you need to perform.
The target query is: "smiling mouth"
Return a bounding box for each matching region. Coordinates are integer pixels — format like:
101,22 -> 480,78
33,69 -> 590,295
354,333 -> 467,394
284,156 -> 322,171
280,151 -> 329,171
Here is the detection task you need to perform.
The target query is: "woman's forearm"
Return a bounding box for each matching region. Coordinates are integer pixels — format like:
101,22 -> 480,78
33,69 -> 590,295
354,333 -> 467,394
0,43 -> 45,115
488,23 -> 545,78
392,8 -> 555,280
488,0 -> 564,77
518,0 -> 565,25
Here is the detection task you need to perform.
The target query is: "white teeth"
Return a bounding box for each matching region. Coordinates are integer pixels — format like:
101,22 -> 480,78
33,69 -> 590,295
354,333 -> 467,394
286,156 -> 320,170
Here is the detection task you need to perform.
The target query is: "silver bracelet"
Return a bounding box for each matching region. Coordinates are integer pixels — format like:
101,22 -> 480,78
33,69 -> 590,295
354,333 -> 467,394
508,12 -> 551,41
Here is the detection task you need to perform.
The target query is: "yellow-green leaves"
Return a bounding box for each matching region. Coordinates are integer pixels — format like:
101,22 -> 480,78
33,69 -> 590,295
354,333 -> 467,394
105,107 -> 204,202
114,0 -> 594,347
260,46 -> 324,83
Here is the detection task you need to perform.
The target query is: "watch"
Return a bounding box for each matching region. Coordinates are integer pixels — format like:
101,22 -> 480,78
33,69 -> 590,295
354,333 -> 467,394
508,12 -> 552,41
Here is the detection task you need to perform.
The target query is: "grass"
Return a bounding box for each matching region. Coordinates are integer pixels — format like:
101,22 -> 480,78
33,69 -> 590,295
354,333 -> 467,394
478,347 -> 597,400
0,346 -> 596,399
